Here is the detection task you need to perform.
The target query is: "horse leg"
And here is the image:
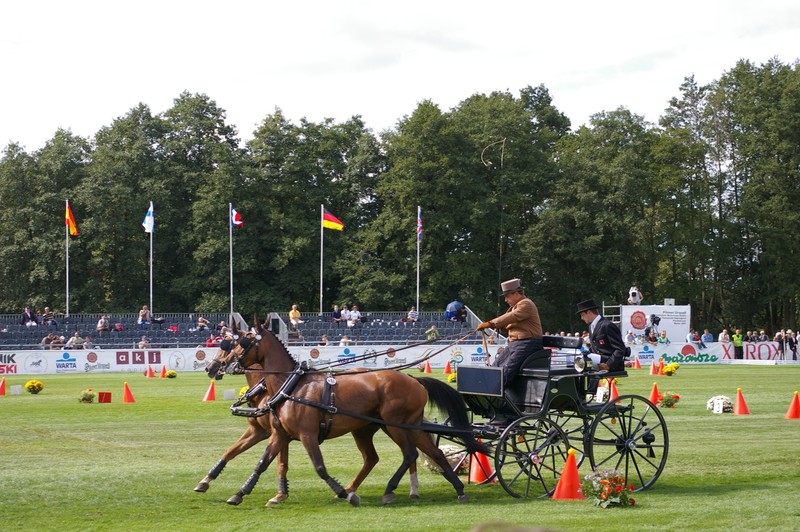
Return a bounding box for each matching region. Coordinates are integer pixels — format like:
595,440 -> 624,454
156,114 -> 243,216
194,420 -> 269,493
410,429 -> 468,502
299,435 -> 361,507
227,436 -> 284,506
381,427 -> 419,505
343,425 -> 381,498
265,445 -> 289,507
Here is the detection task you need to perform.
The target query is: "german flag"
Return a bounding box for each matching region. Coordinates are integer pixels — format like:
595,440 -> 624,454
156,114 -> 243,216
65,200 -> 79,236
322,207 -> 344,231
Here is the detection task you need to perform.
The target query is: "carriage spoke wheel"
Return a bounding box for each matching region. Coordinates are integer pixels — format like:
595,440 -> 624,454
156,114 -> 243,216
547,402 -> 590,469
494,415 -> 570,498
587,394 -> 669,491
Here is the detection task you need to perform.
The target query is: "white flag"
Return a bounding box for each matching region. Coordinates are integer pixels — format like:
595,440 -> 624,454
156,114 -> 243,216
142,201 -> 154,233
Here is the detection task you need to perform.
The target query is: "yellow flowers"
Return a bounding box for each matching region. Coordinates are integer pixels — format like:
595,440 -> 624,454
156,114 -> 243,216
24,379 -> 44,394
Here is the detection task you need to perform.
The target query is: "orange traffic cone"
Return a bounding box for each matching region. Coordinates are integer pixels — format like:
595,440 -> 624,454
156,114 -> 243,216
734,388 -> 750,415
159,365 -> 167,379
469,444 -> 496,484
551,448 -> 585,500
648,382 -> 660,405
122,382 -> 136,403
609,380 -> 619,401
785,391 -> 800,419
203,381 -> 216,402
145,365 -> 154,378
423,360 -> 432,373
443,360 -> 452,375
649,361 -> 658,375
633,356 -> 642,369
657,358 -> 665,375
0,376 -> 6,396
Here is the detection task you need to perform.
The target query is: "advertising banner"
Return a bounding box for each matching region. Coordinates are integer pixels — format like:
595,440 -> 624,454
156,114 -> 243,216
619,305 -> 691,342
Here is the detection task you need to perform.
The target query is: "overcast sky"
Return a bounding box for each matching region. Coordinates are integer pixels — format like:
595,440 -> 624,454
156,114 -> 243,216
2,0 -> 799,152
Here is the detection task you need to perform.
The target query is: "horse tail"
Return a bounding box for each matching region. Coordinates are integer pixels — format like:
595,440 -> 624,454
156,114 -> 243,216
416,377 -> 489,455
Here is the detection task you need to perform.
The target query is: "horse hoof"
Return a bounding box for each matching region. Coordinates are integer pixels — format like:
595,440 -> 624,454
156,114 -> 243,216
266,493 -> 288,507
193,482 -> 209,493
347,492 -> 361,507
383,493 -> 397,505
409,494 -> 420,500
458,494 -> 469,503
227,495 -> 243,506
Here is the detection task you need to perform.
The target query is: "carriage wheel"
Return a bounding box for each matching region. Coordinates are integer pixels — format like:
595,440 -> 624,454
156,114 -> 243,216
547,402 -> 590,469
494,415 -> 570,498
587,394 -> 669,491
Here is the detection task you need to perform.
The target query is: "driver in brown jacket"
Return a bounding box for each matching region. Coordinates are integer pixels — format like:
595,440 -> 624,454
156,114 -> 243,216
476,278 -> 543,383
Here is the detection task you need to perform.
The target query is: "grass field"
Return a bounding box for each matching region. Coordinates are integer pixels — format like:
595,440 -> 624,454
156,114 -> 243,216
2,365 -> 799,532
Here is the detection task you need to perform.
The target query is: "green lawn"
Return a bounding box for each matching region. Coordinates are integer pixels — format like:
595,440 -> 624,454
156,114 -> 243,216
1,365 -> 799,531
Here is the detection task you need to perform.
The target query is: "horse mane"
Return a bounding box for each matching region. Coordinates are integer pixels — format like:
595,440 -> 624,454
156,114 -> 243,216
252,318 -> 300,368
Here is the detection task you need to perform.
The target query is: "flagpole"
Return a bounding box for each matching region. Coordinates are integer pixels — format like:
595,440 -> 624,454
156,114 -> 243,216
149,220 -> 153,314
416,205 -> 420,312
229,203 -> 234,326
65,199 -> 70,318
319,204 -> 324,316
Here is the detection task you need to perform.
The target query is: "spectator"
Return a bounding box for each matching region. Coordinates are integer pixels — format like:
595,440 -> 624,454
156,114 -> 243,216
339,334 -> 351,347
787,330 -> 797,361
139,336 -> 151,349
318,334 -> 329,346
758,330 -> 769,342
215,321 -> 231,336
774,330 -> 785,358
701,328 -> 714,344
732,329 -> 744,359
138,305 -> 152,329
50,335 -> 66,350
744,331 -> 754,342
40,306 -> 57,327
205,333 -> 218,348
21,306 -> 38,327
331,305 -> 343,327
96,315 -> 111,336
624,330 -> 635,344
347,305 -> 362,328
196,316 -> 210,330
406,306 -> 419,323
687,328 -> 706,349
289,304 -> 303,331
445,300 -> 463,320
658,331 -> 670,344
40,333 -> 56,347
425,324 -> 440,341
83,336 -> 95,349
454,306 -> 467,323
65,332 -> 84,349
718,329 -> 730,343
647,331 -> 658,344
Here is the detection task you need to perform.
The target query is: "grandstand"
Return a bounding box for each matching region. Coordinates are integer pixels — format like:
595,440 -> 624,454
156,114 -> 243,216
0,308 -> 488,350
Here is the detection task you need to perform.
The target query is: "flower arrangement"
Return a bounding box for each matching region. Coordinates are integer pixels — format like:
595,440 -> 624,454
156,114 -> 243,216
662,362 -> 680,376
447,372 -> 457,383
706,395 -> 734,413
25,379 -> 44,394
79,388 -> 96,403
658,392 -> 680,408
582,469 -> 636,508
165,370 -> 177,378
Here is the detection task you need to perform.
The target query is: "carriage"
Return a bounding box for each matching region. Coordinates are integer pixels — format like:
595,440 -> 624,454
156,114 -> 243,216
200,327 -> 668,506
431,335 -> 669,498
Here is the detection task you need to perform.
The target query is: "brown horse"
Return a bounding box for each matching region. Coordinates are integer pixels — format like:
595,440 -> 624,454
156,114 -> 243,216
199,334 -> 421,506
206,322 -> 485,506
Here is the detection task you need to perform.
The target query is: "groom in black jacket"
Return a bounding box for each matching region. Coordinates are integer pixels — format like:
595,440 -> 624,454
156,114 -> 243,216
577,299 -> 628,397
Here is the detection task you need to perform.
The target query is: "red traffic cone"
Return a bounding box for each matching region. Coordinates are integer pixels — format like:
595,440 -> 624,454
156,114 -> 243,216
203,381 -> 216,402
609,380 -> 619,400
122,382 -> 136,403
649,360 -> 658,375
648,382 -> 660,405
145,365 -> 154,378
443,360 -> 452,375
551,448 -> 585,500
633,356 -> 642,369
469,447 -> 496,484
657,358 -> 665,375
785,391 -> 800,419
0,376 -> 6,396
734,388 -> 750,415
423,360 -> 432,373
159,365 -> 167,379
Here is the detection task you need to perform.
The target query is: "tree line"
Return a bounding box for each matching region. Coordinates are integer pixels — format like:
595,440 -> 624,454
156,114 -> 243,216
1,58 -> 798,333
